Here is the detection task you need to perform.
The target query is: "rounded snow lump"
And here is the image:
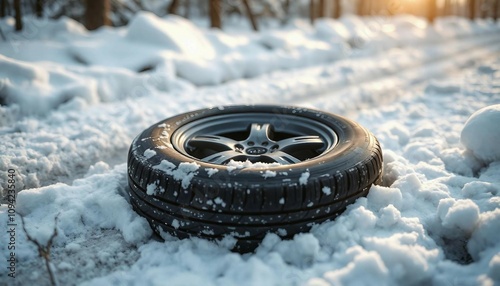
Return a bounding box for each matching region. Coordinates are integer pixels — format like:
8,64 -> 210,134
461,104 -> 500,163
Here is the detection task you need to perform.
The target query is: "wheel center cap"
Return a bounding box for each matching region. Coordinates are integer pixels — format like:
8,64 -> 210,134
246,147 -> 268,155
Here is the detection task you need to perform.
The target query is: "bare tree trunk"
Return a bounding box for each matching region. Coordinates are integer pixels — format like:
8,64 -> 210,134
168,0 -> 180,15
494,0 -> 499,20
209,0 -> 221,29
333,0 -> 341,18
443,0 -> 451,16
363,0 -> 373,16
85,0 -> 110,30
469,0 -> 476,19
428,0 -> 437,22
318,0 -> 325,17
0,0 -> 6,18
378,0 -> 390,15
478,0 -> 485,17
357,0 -> 365,16
283,0 -> 290,15
281,0 -> 290,24
184,0 -> 191,18
374,0 -> 381,15
242,0 -> 258,31
14,0 -> 22,31
309,0 -> 315,24
489,0 -> 494,18
36,0 -> 43,17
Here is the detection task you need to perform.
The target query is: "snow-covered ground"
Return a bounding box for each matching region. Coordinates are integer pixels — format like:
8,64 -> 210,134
1,12 -> 500,286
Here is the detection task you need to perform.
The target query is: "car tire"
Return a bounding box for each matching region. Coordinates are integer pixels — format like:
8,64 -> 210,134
128,105 -> 383,252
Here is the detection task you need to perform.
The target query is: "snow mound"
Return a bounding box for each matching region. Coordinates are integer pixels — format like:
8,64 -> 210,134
15,163 -> 152,245
127,12 -> 215,59
434,16 -> 474,37
468,209 -> 500,261
460,104 -> 500,163
0,55 -> 98,115
45,16 -> 88,39
0,54 -> 178,116
437,198 -> 480,234
315,19 -> 351,40
68,38 -> 168,71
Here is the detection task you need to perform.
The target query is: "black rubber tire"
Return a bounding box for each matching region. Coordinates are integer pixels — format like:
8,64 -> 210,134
127,105 -> 383,252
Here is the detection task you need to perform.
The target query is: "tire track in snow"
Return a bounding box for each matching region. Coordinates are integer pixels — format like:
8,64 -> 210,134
1,32 -> 500,192
285,31 -> 500,106
295,34 -> 500,115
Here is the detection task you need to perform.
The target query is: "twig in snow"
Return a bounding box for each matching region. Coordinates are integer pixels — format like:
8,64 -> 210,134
20,214 -> 59,286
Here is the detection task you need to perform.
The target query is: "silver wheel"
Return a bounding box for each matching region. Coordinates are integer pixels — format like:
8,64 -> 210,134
171,113 -> 338,165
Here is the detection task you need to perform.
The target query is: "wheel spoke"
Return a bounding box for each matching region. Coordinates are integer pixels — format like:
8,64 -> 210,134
201,150 -> 244,164
246,123 -> 273,143
188,135 -> 238,151
278,136 -> 324,152
264,151 -> 301,165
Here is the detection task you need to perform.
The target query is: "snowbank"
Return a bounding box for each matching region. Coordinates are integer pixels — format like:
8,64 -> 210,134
1,12 -> 497,94
127,12 -> 216,59
0,54 -> 99,116
0,54 -> 180,116
0,16 -> 87,41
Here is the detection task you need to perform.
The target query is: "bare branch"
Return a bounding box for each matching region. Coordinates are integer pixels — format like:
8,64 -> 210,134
20,214 -> 59,286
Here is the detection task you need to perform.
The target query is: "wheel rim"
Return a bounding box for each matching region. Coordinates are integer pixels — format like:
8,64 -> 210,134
171,113 -> 338,165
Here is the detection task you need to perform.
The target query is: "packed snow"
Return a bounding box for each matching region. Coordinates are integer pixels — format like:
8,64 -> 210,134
153,160 -> 200,189
226,160 -> 282,172
0,11 -> 500,286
